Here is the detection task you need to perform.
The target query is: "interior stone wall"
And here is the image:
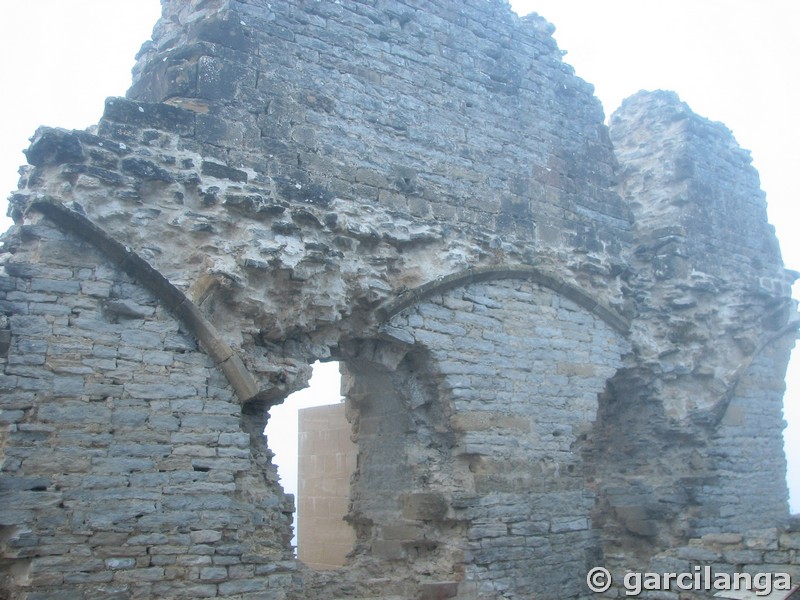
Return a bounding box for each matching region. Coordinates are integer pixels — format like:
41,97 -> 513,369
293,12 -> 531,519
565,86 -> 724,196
596,91 -> 797,563
0,217 -> 295,599
0,1 -> 796,599
342,279 -> 629,598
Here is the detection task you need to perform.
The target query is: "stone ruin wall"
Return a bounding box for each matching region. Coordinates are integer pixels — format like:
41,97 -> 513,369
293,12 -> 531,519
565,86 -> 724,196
0,1 -> 797,599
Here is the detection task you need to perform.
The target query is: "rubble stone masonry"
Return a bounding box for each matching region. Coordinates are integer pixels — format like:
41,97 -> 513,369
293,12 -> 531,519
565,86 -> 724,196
0,1 -> 796,598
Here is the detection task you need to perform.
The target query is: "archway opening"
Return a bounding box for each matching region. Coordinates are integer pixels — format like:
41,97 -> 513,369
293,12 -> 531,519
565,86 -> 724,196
264,361 -> 355,568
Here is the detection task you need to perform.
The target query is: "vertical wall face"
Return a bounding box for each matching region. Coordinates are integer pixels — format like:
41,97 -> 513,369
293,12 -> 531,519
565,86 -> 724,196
1,1 -> 797,599
604,91 -> 796,553
128,0 -> 628,258
0,219 -> 295,599
698,337 -> 794,533
8,0 -> 633,356
343,278 -> 629,598
3,2 -> 641,597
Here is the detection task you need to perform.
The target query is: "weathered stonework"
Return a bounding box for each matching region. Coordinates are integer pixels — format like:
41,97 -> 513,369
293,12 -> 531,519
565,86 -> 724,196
603,521 -> 800,600
0,1 -> 796,599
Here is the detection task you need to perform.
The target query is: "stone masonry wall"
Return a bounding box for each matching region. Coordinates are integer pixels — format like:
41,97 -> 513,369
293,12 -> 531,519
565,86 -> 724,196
5,0 -> 632,362
697,338 -> 794,535
334,276 -> 629,598
0,217 -> 295,599
600,519 -> 800,600
595,91 -> 797,560
129,0 -> 628,256
372,279 -> 627,598
0,1 -> 796,599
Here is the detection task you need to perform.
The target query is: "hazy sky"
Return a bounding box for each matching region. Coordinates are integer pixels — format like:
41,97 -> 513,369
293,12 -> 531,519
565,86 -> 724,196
0,1 -> 796,513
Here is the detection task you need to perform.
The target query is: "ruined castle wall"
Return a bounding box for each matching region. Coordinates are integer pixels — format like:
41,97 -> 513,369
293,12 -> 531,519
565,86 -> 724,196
0,218 -> 295,599
610,91 -> 790,417
0,1 -> 796,599
697,337 -> 795,534
343,278 -> 629,598
2,1 -> 644,595
6,0 -> 633,361
620,522 -> 800,600
602,91 -> 796,553
129,0 -> 627,253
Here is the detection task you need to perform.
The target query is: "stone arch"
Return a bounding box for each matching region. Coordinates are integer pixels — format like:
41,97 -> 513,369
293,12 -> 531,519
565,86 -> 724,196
376,265 -> 631,335
334,274 -> 630,598
28,198 -> 260,403
0,209 -> 297,599
1,0 -> 795,597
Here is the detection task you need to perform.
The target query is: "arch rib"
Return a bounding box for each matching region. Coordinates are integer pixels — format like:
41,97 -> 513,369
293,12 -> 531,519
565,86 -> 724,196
26,197 -> 260,403
376,265 -> 630,334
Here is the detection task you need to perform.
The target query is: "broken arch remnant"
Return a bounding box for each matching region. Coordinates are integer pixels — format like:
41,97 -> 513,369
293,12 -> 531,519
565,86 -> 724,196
1,1 -> 797,599
376,264 -> 631,332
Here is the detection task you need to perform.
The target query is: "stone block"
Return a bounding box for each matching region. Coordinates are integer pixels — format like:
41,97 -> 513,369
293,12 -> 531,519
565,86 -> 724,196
401,492 -> 448,521
744,529 -> 780,550
371,540 -> 405,561
63,571 -> 114,584
38,401 -> 111,424
103,97 -> 194,135
614,505 -> 658,538
200,566 -> 228,582
418,581 -> 459,600
780,532 -> 800,549
702,533 -> 744,545
111,566 -> 165,583
124,383 -> 197,400
105,558 -> 136,570
30,278 -> 81,294
381,524 -> 425,541
675,546 -> 721,562
218,579 -> 266,595
176,554 -> 213,566
722,549 -> 765,564
546,516 -> 588,533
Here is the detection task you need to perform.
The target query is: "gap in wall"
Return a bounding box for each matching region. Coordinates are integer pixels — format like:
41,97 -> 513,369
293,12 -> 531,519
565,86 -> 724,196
264,361 -> 344,551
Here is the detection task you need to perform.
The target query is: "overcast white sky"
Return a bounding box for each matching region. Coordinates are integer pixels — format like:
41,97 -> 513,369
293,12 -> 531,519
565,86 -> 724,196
0,1 -> 796,513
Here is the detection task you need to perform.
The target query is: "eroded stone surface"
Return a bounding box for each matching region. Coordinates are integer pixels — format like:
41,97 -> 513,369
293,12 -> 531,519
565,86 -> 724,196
343,280 -> 629,598
0,1 -> 796,599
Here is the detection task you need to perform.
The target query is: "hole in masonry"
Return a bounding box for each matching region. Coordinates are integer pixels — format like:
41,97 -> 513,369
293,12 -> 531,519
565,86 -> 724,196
265,360 -> 353,567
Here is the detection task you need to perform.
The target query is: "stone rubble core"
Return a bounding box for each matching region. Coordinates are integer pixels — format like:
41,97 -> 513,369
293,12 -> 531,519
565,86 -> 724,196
0,0 -> 797,599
